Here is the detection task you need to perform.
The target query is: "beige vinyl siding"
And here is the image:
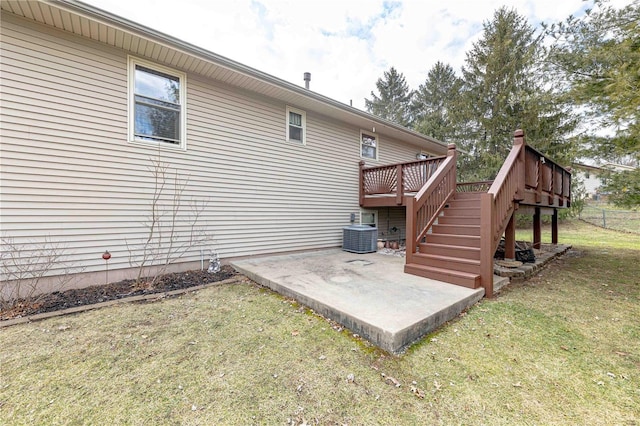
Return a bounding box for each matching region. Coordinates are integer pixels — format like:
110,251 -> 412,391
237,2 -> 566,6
0,13 -> 425,280
377,207 -> 408,242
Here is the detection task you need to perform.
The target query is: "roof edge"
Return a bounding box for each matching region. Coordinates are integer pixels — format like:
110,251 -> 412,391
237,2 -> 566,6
48,0 -> 447,153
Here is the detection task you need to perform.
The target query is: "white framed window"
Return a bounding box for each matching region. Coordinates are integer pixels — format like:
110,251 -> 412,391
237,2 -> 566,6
286,106 -> 306,144
360,131 -> 378,160
128,56 -> 186,149
360,210 -> 377,227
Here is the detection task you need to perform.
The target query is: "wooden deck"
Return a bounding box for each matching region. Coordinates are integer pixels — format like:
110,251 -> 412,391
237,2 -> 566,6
359,130 -> 572,297
359,156 -> 445,207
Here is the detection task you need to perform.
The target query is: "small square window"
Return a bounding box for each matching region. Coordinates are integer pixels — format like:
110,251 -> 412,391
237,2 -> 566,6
286,106 -> 306,144
128,57 -> 186,149
360,131 -> 378,160
360,211 -> 376,227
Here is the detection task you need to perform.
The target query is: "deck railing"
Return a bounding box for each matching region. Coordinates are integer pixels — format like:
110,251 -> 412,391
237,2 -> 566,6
405,144 -> 457,263
359,129 -> 571,298
524,145 -> 572,207
479,130 -> 572,297
359,156 -> 446,206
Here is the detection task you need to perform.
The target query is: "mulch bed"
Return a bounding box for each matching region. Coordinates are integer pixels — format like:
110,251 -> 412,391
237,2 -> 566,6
0,265 -> 237,321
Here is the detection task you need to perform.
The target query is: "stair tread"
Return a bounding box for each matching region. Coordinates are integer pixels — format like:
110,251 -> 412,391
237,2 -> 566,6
406,263 -> 479,279
438,217 -> 481,222
428,233 -> 480,239
415,253 -> 480,265
454,192 -> 484,197
439,215 -> 481,220
420,243 -> 480,251
405,263 -> 482,288
445,207 -> 481,211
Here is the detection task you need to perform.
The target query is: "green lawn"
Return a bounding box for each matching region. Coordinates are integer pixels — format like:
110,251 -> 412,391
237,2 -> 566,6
1,220 -> 639,425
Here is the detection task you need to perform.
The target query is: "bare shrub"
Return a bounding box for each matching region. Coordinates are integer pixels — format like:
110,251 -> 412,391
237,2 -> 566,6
126,157 -> 213,286
0,236 -> 84,311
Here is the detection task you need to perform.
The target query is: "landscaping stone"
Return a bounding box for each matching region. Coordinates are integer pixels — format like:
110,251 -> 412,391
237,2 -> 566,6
494,244 -> 572,282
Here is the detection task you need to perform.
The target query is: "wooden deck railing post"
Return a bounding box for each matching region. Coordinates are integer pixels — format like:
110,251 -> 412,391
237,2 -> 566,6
405,196 -> 416,264
447,143 -> 456,159
447,143 -> 457,197
562,167 -> 571,207
536,159 -> 543,204
550,164 -> 556,205
514,129 -> 525,201
480,193 -> 494,298
558,168 -> 564,207
359,160 -> 365,206
396,164 -> 404,205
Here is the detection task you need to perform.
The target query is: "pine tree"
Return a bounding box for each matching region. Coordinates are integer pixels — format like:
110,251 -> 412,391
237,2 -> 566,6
546,0 -> 639,206
459,7 -> 577,180
411,62 -> 463,143
365,67 -> 413,127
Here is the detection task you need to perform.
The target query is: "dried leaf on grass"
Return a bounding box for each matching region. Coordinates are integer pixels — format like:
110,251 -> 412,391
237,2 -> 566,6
381,373 -> 400,387
410,385 -> 425,399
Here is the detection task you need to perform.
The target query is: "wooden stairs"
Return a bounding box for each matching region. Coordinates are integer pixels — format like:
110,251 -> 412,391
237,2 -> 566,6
361,129 -> 572,297
405,192 -> 483,289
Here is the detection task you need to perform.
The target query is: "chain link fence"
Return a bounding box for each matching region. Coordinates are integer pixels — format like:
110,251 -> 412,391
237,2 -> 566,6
579,205 -> 640,234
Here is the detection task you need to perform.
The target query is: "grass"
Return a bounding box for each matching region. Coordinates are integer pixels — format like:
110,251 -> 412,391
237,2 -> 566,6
579,204 -> 640,234
1,220 -> 639,424
516,218 -> 640,250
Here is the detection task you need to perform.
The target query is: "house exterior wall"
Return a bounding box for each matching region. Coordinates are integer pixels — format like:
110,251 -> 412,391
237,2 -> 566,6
0,13 -> 430,287
375,207 -> 407,243
574,169 -> 603,199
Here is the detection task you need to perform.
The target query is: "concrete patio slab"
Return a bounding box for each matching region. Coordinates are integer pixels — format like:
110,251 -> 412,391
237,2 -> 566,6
231,249 -> 485,353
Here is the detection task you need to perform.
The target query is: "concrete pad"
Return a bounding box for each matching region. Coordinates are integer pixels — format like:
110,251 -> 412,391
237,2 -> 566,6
232,249 -> 484,353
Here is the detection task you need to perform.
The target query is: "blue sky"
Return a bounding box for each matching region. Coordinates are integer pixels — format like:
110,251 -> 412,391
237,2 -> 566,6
84,0 -> 626,111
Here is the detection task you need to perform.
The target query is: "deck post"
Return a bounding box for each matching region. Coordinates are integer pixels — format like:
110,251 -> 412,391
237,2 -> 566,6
396,164 -> 404,205
558,168 -> 564,207
552,208 -> 558,244
480,193 -> 494,298
514,130 -> 526,201
359,160 -> 365,206
549,164 -> 556,205
536,159 -> 543,204
504,212 -> 516,259
533,207 -> 541,249
405,196 -> 415,264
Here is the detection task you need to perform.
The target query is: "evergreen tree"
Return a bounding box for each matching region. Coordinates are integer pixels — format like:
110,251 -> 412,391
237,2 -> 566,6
365,67 -> 413,127
459,7 -> 577,180
411,62 -> 463,143
546,0 -> 639,206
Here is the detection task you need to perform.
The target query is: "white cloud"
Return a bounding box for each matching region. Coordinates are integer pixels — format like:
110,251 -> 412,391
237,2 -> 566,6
84,0 -> 624,110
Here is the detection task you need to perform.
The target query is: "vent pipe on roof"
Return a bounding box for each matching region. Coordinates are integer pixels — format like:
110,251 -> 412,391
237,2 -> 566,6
303,72 -> 311,89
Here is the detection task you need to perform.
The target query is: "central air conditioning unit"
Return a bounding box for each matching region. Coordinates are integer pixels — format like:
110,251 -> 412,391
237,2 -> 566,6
342,225 -> 378,254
